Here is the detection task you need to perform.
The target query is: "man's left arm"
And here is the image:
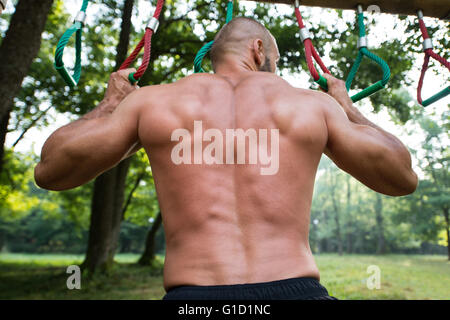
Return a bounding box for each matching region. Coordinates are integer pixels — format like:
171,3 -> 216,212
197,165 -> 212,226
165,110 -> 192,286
34,69 -> 143,191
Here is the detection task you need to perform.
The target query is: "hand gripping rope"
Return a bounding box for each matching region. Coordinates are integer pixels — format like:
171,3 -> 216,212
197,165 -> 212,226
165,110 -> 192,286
416,10 -> 450,107
293,0 -> 330,91
54,0 -> 90,88
119,0 -> 165,84
345,5 -> 390,103
194,0 -> 234,73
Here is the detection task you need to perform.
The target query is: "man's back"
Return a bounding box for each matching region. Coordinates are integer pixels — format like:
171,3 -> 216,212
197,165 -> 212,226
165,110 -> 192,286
34,16 -> 417,300
138,72 -> 328,290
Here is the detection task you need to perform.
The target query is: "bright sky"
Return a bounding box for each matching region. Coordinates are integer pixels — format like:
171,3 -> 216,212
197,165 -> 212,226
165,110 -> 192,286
3,0 -> 449,180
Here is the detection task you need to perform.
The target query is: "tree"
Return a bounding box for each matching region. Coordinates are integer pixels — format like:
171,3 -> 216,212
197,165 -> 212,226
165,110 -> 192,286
404,113 -> 449,259
374,193 -> 386,254
2,0 -> 446,264
138,211 -> 162,265
0,0 -> 54,175
328,166 -> 343,255
344,175 -> 353,253
81,0 -> 136,274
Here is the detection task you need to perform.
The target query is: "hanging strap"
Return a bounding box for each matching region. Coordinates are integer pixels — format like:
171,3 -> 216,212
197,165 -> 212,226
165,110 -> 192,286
54,0 -> 90,88
416,10 -> 450,107
345,5 -> 390,103
119,0 -> 165,84
194,0 -> 234,73
294,0 -> 330,91
0,0 -> 7,10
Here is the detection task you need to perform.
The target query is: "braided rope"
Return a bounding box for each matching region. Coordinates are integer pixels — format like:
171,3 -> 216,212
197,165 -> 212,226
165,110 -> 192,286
345,10 -> 390,102
294,5 -> 330,90
194,0 -> 234,73
417,14 -> 450,106
119,0 -> 165,83
54,0 -> 90,88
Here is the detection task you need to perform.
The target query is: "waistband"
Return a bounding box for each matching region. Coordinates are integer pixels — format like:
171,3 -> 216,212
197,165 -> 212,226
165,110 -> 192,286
163,276 -> 331,300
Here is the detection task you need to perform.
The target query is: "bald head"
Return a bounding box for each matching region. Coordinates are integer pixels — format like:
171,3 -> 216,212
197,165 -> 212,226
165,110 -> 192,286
210,17 -> 278,73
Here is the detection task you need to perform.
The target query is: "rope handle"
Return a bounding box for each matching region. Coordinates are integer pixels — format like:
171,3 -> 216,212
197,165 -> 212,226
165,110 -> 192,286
54,0 -> 90,88
294,1 -> 330,91
194,0 -> 234,73
416,10 -> 450,107
119,0 -> 165,84
345,5 -> 390,103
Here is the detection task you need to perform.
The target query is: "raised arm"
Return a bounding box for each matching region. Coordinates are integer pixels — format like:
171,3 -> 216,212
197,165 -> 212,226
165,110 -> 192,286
320,74 -> 418,196
34,69 -> 143,191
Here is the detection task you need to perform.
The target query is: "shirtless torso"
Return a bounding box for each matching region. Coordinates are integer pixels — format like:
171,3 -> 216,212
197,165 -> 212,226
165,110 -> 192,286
35,69 -> 418,293
140,72 -> 325,290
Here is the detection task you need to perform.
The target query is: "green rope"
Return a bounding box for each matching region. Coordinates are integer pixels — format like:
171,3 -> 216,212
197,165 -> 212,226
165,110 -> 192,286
194,41 -> 214,73
194,0 -> 234,73
54,0 -> 90,88
357,12 -> 365,37
422,86 -> 450,107
345,11 -> 391,102
315,75 -> 328,91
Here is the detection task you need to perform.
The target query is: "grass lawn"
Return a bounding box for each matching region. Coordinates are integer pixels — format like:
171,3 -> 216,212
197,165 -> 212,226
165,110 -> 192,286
0,253 -> 448,300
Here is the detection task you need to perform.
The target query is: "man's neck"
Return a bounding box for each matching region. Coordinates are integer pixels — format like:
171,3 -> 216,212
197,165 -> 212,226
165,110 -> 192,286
214,55 -> 258,77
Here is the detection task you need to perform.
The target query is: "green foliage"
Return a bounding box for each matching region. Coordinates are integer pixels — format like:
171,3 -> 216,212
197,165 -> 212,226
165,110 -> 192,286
0,149 -> 39,221
0,0 -> 448,257
392,112 -> 449,247
311,155 -> 447,255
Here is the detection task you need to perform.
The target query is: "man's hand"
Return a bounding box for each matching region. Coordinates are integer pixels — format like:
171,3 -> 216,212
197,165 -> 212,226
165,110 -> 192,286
322,73 -> 353,113
97,68 -> 139,115
105,68 -> 139,102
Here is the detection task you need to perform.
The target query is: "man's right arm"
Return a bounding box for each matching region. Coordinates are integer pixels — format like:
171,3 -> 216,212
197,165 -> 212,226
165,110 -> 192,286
319,74 -> 418,196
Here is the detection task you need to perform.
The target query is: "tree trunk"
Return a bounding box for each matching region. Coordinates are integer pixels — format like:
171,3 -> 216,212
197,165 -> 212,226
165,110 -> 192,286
0,0 -> 54,175
82,0 -> 135,274
331,196 -> 343,255
374,193 -> 386,254
345,175 -> 353,253
82,161 -> 131,273
0,111 -> 11,175
138,212 -> 163,265
320,209 -> 330,253
443,207 -> 449,261
330,173 -> 343,255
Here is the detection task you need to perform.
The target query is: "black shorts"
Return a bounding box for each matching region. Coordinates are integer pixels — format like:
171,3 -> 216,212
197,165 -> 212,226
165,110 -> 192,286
162,277 -> 338,300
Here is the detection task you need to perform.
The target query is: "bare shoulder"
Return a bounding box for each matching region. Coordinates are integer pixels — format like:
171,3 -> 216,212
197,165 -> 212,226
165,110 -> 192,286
140,73 -> 217,99
136,75 -> 210,124
272,78 -> 334,115
294,88 -> 346,120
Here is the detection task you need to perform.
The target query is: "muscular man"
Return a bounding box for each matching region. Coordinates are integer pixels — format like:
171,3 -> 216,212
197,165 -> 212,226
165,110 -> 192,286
35,17 -> 418,300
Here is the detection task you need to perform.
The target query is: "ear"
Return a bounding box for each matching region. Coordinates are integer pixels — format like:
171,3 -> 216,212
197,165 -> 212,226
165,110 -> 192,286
252,38 -> 265,67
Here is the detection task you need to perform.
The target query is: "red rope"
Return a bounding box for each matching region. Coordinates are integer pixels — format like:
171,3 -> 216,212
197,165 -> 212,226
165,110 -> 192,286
294,6 -> 330,81
417,16 -> 450,105
418,19 -> 430,40
417,54 -> 429,105
119,0 -> 165,81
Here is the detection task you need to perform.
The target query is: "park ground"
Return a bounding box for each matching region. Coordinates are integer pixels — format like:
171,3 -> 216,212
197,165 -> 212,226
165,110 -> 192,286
0,253 -> 448,300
